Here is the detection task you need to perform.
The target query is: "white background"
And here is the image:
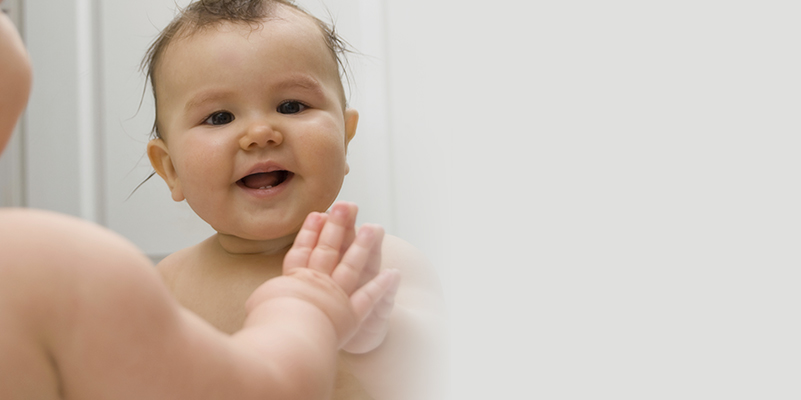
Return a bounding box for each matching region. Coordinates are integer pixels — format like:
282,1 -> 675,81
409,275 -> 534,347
3,0 -> 801,398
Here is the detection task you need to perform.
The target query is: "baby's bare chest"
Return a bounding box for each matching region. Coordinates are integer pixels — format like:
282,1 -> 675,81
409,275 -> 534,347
167,263 -> 274,333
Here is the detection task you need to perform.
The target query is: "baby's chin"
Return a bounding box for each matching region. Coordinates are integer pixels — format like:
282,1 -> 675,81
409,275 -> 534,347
213,226 -> 300,256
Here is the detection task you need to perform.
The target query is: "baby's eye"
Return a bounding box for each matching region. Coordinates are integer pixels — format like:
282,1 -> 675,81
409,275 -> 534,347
203,111 -> 234,126
277,101 -> 308,115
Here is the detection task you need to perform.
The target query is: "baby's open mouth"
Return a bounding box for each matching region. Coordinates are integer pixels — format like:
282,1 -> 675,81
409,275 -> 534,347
238,171 -> 292,189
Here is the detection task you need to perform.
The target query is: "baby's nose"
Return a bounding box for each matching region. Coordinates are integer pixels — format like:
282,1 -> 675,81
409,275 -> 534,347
240,123 -> 283,150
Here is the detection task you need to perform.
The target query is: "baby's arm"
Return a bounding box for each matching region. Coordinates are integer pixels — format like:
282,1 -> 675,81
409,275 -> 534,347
0,208 -> 394,400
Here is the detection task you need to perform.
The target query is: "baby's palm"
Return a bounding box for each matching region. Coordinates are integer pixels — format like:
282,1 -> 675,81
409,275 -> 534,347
282,202 -> 399,350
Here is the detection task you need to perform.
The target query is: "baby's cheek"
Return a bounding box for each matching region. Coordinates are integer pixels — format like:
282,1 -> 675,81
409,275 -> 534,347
175,160 -> 218,204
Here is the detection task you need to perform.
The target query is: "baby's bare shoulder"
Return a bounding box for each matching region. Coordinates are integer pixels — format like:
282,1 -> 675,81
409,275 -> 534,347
382,235 -> 438,274
155,247 -> 192,288
381,234 -> 444,305
381,235 -> 428,267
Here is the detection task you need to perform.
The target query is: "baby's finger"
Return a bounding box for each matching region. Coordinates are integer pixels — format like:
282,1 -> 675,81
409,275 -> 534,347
283,212 -> 326,275
332,224 -> 383,295
307,202 -> 358,275
357,224 -> 384,287
350,269 -> 401,324
339,221 -> 357,259
342,280 -> 399,354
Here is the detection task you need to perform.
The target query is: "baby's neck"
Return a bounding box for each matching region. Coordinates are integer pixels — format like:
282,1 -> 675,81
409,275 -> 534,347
214,231 -> 297,257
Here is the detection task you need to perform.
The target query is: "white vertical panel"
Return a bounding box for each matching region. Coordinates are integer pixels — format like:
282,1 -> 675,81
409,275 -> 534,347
384,0 -> 451,285
76,0 -> 101,223
23,0 -> 82,216
342,0 -> 396,233
22,0 -> 103,222
0,123 -> 25,207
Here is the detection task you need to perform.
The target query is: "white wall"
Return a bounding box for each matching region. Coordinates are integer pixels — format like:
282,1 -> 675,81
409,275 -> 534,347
414,1 -> 801,398
13,0 -> 801,398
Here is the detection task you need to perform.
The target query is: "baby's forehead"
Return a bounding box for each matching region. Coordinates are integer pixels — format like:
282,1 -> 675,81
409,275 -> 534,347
158,9 -> 343,91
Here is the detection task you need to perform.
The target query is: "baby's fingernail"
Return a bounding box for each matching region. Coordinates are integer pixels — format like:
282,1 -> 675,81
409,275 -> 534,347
379,269 -> 401,286
306,212 -> 323,228
357,226 -> 375,240
331,204 -> 347,218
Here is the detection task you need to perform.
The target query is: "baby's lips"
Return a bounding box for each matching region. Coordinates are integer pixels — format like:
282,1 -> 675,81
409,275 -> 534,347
239,170 -> 291,189
241,161 -> 288,177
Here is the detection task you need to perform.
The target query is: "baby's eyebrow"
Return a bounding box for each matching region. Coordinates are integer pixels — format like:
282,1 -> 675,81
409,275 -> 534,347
272,74 -> 326,97
182,75 -> 326,112
184,90 -> 235,112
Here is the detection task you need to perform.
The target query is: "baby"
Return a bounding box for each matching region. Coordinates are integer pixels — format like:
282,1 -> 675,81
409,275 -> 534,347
143,0 -> 446,398
0,3 -> 398,399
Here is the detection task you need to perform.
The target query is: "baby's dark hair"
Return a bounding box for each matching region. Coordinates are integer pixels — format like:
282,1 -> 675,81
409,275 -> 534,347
141,0 -> 351,139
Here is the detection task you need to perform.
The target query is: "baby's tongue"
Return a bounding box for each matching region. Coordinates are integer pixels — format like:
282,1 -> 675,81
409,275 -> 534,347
241,172 -> 282,189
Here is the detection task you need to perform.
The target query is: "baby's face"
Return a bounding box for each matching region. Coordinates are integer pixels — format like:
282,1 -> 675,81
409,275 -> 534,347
0,9 -> 31,154
148,6 -> 358,242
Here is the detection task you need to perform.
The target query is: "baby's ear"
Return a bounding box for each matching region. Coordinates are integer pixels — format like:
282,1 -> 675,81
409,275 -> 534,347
343,109 -> 359,175
344,108 -> 359,146
147,139 -> 185,202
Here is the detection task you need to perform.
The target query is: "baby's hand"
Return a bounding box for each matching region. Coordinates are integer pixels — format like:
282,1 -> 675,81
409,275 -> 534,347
248,204 -> 399,346
302,202 -> 401,354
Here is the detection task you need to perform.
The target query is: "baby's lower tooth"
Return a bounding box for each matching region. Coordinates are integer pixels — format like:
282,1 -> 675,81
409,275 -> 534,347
259,185 -> 272,189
